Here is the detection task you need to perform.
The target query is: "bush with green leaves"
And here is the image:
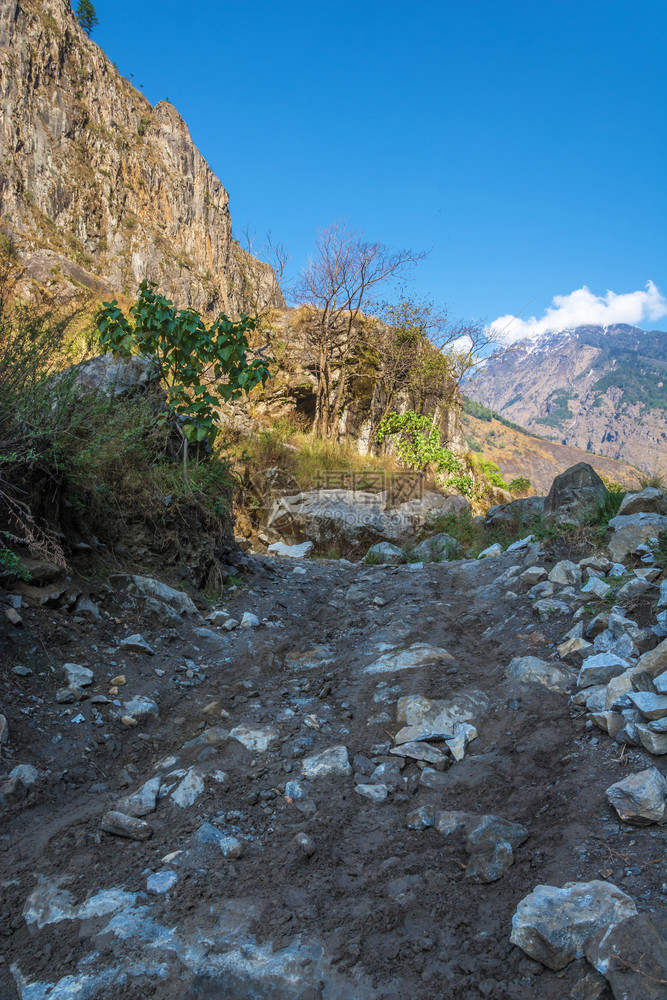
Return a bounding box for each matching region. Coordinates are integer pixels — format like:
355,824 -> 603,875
376,410 -> 473,496
95,281 -> 270,451
508,476 -> 531,495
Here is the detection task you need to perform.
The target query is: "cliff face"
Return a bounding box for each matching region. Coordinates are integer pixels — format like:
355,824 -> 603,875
469,325 -> 667,472
0,0 -> 280,313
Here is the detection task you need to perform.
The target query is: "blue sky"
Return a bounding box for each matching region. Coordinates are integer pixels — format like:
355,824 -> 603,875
94,0 -> 667,335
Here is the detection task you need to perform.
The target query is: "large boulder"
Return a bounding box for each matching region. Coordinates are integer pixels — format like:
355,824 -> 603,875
607,511 -> 667,563
618,487 -> 667,516
484,496 -> 545,528
267,489 -> 470,555
543,463 -> 609,523
59,354 -> 160,397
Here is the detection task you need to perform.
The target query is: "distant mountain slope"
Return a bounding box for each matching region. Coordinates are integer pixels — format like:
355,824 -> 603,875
0,0 -> 280,313
467,324 -> 667,472
462,399 -> 639,494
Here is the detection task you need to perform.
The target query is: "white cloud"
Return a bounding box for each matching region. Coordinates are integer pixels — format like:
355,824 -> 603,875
489,281 -> 667,345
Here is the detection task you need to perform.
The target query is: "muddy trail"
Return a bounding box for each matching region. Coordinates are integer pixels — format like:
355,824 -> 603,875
1,548 -> 665,999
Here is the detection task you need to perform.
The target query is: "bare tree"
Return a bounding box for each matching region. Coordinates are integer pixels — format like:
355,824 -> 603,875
235,226 -> 291,316
294,220 -> 427,438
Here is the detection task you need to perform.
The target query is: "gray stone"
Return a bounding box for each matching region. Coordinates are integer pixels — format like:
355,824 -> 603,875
122,696 -> 159,721
301,746 -> 352,779
658,580 -> 667,608
355,783 -> 389,802
240,612 -> 259,627
410,533 -> 461,562
295,832 -> 316,857
617,577 -> 652,601
121,574 -> 199,616
484,495 -> 545,527
557,637 -> 593,664
506,534 -> 535,552
466,841 -> 515,883
510,880 -> 637,971
581,577 -> 611,599
466,814 -> 528,852
627,691 -> 667,720
13,665 -> 32,677
577,654 -> 632,688
608,512 -> 667,563
478,542 -> 502,559
74,596 -> 101,620
618,488 -> 667,516
118,776 -> 161,817
445,721 -> 477,761
365,541 -> 403,564
0,763 -> 39,799
100,810 -> 153,841
521,566 -> 548,587
528,581 -> 554,599
0,714 -> 7,746
146,871 -> 178,894
533,598 -> 570,619
637,639 -> 667,678
395,691 -> 490,732
267,540 -> 314,559
170,768 -> 205,807
507,656 -> 570,693
119,634 -> 154,655
63,663 -> 94,688
544,463 -> 609,524
362,642 -> 455,675
229,725 -> 278,752
654,670 -> 667,694
586,912 -> 667,1000
406,805 -> 436,830
606,768 -> 667,825
636,724 -> 667,755
389,741 -> 446,764
549,560 -> 582,587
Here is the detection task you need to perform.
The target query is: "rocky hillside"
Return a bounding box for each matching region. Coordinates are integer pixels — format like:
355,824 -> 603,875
468,325 -> 667,472
462,402 -> 639,494
0,0 -> 280,313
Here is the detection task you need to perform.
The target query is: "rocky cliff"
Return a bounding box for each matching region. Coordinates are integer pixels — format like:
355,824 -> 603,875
0,0 -> 280,313
468,325 -> 667,472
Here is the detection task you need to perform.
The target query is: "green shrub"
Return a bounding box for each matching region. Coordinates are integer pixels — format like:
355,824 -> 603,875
508,476 -> 531,495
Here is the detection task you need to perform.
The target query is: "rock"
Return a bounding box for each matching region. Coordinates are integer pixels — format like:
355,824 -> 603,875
223,618 -> 239,631
241,612 -> 260,627
606,768 -> 667,825
119,574 -> 199,616
389,741 -> 446,764
435,810 -> 470,835
56,688 -> 76,704
510,880 -> 637,971
484,496 -> 545,527
558,637 -> 593,664
0,714 -> 7,745
73,595 -> 101,620
618,488 -> 667,516
581,577 -> 611,599
580,556 -> 613,574
549,560 -> 582,587
207,610 -> 229,625
635,567 -> 662,582
506,534 -> 535,553
655,670 -> 667,694
659,580 -> 667,609
478,542 -> 502,559
395,690 -> 490,731
118,776 -> 161,817
63,663 -> 94,688
544,464 -> 609,524
100,810 -> 153,841
365,541 -> 403,564
587,912 -> 667,1000
267,540 -> 314,559
119,634 -> 154,655
4,606 -> 22,626
521,566 -> 548,587
11,665 -> 30,677
301,746 -> 352,779
466,841 -> 515,883
362,642 -> 455,675
635,724 -> 667,755
146,871 -> 178,894
586,614 -> 610,639
533,598 -> 571,619
529,581 -> 554,599
410,533 -> 462,562
407,805 -> 436,830
122,696 -> 159,720
393,724 -> 453,745
570,969 -> 607,1000
295,832 -> 316,857
229,725 -> 278,752
355,783 -> 389,802
617,578 -> 653,601
636,639 -> 667,679
445,721 -> 477,761
607,512 -> 667,563
170,768 -> 205,807
121,716 -> 138,727
0,763 -> 39,801
466,814 -> 528,852
577,654 -> 632,688
627,691 -> 667,720
507,656 -> 571,693
590,711 -> 625,738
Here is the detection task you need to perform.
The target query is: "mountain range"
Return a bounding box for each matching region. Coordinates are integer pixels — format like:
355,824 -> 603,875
468,324 -> 667,472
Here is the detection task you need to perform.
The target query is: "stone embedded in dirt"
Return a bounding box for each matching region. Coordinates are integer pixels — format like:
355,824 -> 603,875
365,541 -> 403,564
569,969 -> 607,1000
146,871 -> 178,894
558,637 -> 593,663
389,741 -> 446,764
528,581 -> 555,599
295,832 -> 316,857
549,560 -> 582,587
0,763 -> 39,802
111,674 -> 126,686
411,533 -> 462,562
521,566 -> 547,587
590,711 -> 625,738
301,745 -> 352,779
4,606 -> 22,626
74,595 -> 101,620
507,656 -> 571,693
585,912 -> 667,1000
241,611 -> 260,627
355,783 -> 389,802
581,577 -> 611,599
267,540 -> 314,559
617,577 -> 653,601
121,715 -> 138,727
577,653 -> 632,688
435,810 -> 470,835
618,487 -> 667,517
445,721 -> 478,760
478,542 -> 502,559
100,810 -> 153,841
466,814 -> 528,853
606,767 -> 667,825
170,768 -> 205,807
395,691 -> 490,735
635,566 -> 662,582
362,642 -> 456,675
63,662 -> 94,687
120,574 -> 199,617
607,512 -> 667,563
627,691 -> 667,720
510,880 -> 638,971
407,805 -> 436,830
506,534 -> 535,553
56,687 -> 77,703
207,610 -> 229,625
580,556 -> 613,574
223,618 -> 239,631
119,776 -> 161,817
635,723 -> 667,755
229,725 -> 278,752
122,695 -> 159,720
586,613 -> 610,639
533,598 -> 571,619
393,724 -> 453,745
466,841 -> 515,883
119,633 -> 154,655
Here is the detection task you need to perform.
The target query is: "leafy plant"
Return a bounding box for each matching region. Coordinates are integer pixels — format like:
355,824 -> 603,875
95,282 -> 271,470
508,476 -> 531,495
377,410 -> 474,496
75,0 -> 98,35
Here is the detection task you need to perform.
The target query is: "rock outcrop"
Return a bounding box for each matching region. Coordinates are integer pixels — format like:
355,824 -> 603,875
0,0 -> 281,315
